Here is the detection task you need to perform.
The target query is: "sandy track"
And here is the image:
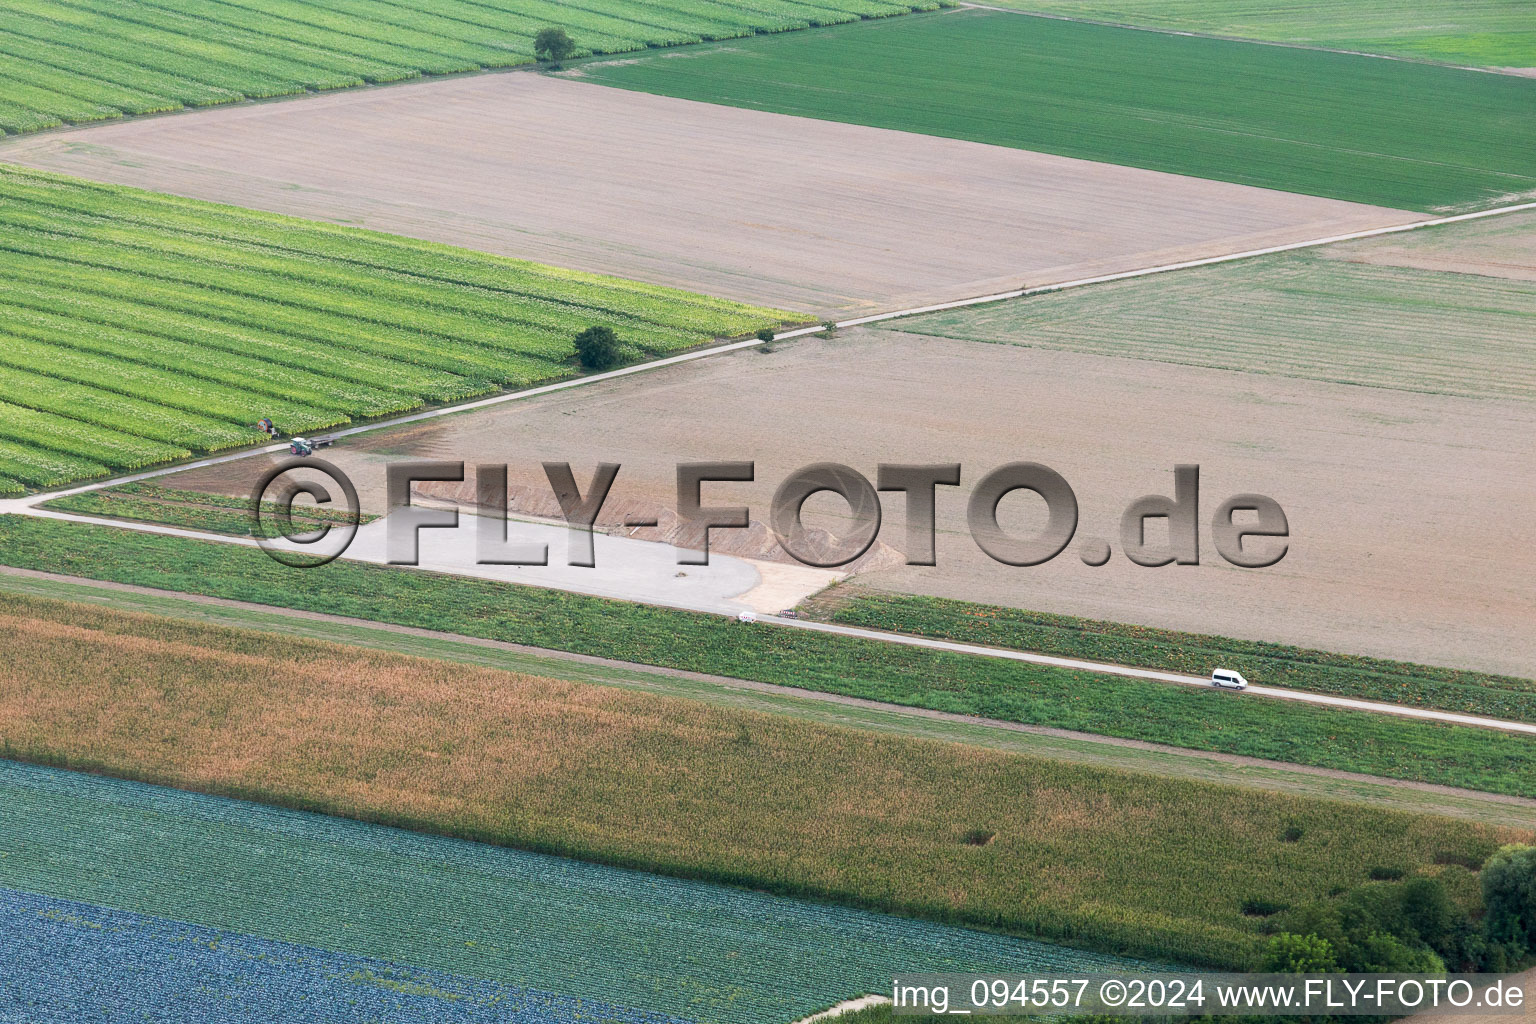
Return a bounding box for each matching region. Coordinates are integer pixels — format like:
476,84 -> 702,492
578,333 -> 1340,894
0,74 -> 1422,315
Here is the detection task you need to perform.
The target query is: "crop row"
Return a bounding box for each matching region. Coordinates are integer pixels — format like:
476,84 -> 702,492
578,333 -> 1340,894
132,0 -> 477,76
345,0 -> 646,54
1,214 -> 709,355
0,270 -> 484,406
4,0 -> 351,95
1,300 -> 414,418
57,0 -> 386,87
0,440 -> 108,487
0,401 -> 188,470
0,328 -> 344,434
0,363 -> 250,451
0,30 -> 239,107
1,172 -> 799,336
4,6 -> 309,99
0,55 -> 175,116
0,226 -> 669,373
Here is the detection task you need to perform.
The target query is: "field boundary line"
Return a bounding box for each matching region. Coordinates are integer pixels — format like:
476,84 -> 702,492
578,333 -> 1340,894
833,200 -> 1536,328
955,3 -> 1536,78
6,563 -> 1536,815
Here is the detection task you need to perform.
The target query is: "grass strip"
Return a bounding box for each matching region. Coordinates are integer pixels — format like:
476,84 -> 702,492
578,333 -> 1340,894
1,514 -> 1533,797
817,589 -> 1536,723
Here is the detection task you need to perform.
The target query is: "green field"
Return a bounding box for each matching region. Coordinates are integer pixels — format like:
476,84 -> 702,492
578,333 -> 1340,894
980,0 -> 1536,69
3,515 -> 1535,797
881,212 -> 1536,401
0,0 -> 940,135
816,589 -> 1536,723
0,165 -> 803,489
566,8 -> 1536,212
3,591 -> 1521,969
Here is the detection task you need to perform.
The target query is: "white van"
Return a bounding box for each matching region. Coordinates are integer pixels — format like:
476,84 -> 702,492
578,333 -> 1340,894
1210,668 -> 1249,690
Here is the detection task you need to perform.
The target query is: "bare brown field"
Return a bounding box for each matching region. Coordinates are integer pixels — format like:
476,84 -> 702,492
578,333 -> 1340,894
159,324 -> 1536,677
0,74 -> 1421,315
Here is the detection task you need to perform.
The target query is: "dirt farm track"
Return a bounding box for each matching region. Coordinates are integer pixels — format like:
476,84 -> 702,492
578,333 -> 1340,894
0,73 -> 1424,315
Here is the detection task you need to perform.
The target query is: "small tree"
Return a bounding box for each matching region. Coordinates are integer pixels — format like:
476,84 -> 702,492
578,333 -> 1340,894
574,325 -> 620,370
534,27 -> 576,68
1483,844 -> 1536,952
756,328 -> 775,342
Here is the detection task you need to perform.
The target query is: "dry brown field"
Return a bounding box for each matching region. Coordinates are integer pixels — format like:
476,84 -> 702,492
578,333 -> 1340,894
161,316 -> 1536,678
0,73 -> 1421,316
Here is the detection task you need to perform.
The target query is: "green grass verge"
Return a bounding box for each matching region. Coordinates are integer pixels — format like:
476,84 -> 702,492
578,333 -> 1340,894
565,8 -> 1536,212
0,0 -> 941,135
3,590 -> 1523,971
816,589 -> 1536,723
0,165 -> 805,489
2,514 -> 1533,797
974,0 -> 1536,69
39,482 -> 379,537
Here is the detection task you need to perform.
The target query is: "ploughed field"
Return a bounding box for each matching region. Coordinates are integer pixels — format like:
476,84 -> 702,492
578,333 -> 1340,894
0,166 -> 800,492
0,0 -> 939,134
568,7 -> 1536,212
0,73 -> 1424,315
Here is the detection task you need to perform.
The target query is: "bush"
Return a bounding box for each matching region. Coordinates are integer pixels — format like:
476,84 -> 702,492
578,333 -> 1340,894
1482,844 -> 1536,952
1275,876 -> 1459,972
756,327 -> 775,342
1263,932 -> 1338,973
573,325 -> 621,370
